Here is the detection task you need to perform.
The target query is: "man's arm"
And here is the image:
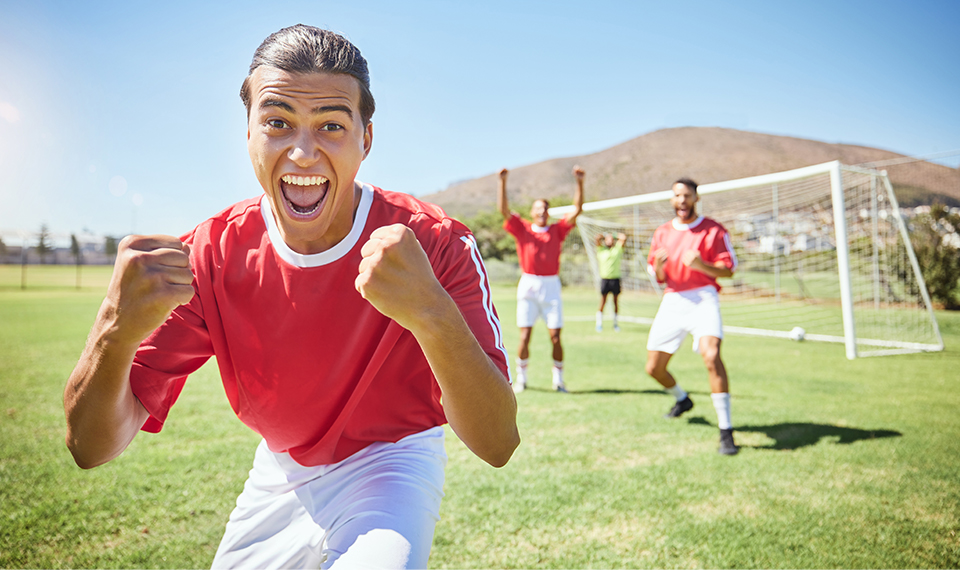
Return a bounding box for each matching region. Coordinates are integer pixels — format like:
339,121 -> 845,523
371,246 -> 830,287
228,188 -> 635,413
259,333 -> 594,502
680,250 -> 735,278
617,233 -> 627,248
565,165 -> 585,225
356,225 -> 519,467
64,235 -> 195,469
652,247 -> 669,282
497,168 -> 511,220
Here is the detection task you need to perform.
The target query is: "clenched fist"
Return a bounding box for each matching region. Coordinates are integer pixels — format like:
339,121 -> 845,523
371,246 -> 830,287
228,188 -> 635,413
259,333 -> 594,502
355,224 -> 448,331
102,235 -> 195,346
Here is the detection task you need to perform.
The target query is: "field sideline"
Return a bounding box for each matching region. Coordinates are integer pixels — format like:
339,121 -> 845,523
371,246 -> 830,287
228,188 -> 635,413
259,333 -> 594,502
1,265 -> 958,568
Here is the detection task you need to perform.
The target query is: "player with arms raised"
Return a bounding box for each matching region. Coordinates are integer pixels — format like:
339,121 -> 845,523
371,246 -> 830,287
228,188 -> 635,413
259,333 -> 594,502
645,178 -> 739,455
63,24 -> 519,568
498,166 -> 584,393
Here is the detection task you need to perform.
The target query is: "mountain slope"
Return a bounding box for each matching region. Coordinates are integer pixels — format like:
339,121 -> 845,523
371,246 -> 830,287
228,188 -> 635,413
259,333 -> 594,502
422,127 -> 959,218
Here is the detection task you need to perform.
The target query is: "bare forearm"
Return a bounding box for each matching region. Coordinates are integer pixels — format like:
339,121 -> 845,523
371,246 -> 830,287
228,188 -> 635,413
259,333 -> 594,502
693,260 -> 734,279
655,265 -> 667,282
64,319 -> 148,468
497,178 -> 510,219
409,296 -> 519,467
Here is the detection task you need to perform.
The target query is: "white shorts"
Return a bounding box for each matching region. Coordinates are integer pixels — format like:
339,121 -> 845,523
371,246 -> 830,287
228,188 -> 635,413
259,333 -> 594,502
516,273 -> 563,329
211,427 -> 447,570
646,285 -> 723,355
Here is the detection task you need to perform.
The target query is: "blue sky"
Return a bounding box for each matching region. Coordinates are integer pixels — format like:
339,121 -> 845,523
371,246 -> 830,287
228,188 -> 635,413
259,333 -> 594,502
1,0 -> 958,243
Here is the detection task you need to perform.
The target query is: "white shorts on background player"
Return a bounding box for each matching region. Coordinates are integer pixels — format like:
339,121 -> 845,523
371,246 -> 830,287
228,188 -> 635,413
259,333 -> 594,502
646,285 -> 723,355
211,427 -> 447,570
515,273 -> 563,329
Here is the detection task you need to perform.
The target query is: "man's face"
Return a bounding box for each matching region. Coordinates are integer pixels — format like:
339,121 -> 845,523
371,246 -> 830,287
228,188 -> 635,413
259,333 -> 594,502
530,200 -> 549,227
246,67 -> 372,255
604,234 -> 615,247
670,182 -> 698,223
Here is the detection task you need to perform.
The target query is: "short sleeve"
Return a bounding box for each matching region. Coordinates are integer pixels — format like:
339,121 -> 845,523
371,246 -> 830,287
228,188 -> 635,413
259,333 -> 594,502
428,221 -> 510,381
708,225 -> 737,270
129,292 -> 214,432
503,213 -> 524,238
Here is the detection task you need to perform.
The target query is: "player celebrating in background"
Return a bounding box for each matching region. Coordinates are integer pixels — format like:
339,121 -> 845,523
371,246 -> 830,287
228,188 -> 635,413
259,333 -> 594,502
498,166 -> 584,393
63,24 -> 519,568
645,178 -> 739,455
595,232 -> 627,332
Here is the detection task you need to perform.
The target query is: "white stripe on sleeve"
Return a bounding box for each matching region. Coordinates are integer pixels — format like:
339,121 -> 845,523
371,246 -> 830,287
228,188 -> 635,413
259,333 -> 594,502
459,235 -> 511,381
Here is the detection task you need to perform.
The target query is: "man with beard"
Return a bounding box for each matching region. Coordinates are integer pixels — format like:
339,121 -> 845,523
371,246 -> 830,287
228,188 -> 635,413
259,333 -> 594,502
645,178 -> 740,455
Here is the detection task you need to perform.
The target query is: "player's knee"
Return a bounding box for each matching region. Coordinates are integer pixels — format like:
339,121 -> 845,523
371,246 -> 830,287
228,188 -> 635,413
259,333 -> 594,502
644,359 -> 662,377
701,349 -> 721,370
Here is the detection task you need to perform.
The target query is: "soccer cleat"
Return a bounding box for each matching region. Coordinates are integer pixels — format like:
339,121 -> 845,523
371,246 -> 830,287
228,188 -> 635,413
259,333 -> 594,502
513,381 -> 526,394
613,323 -> 621,332
553,381 -> 568,393
664,396 -> 694,418
718,428 -> 739,455
596,324 -> 603,332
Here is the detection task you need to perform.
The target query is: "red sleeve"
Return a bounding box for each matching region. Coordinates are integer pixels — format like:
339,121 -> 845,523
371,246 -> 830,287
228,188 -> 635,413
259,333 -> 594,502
556,217 -> 575,241
706,224 -> 736,270
428,219 -> 510,383
503,213 -> 524,239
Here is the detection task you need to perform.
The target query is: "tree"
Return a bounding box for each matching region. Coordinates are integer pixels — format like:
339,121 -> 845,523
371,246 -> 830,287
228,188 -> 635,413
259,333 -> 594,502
0,236 -> 7,260
457,210 -> 517,261
36,224 -> 52,265
908,204 -> 960,310
70,234 -> 83,289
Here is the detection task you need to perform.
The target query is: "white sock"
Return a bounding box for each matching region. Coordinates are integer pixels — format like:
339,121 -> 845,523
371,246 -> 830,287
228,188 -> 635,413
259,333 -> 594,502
552,360 -> 564,386
596,311 -> 603,327
666,384 -> 687,402
613,313 -> 619,326
516,358 -> 529,385
711,392 -> 732,430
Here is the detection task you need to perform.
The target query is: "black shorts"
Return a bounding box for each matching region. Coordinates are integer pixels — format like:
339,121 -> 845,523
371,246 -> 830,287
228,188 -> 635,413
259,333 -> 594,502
600,278 -> 621,296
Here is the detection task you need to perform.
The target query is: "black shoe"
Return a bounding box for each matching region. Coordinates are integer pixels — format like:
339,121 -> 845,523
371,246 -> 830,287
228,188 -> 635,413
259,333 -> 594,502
664,396 -> 694,418
719,428 -> 739,455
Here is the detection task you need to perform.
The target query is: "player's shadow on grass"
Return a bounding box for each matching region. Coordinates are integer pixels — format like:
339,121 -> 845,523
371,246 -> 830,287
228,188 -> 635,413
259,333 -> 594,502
570,388 -> 665,395
524,387 -> 663,395
686,417 -> 901,450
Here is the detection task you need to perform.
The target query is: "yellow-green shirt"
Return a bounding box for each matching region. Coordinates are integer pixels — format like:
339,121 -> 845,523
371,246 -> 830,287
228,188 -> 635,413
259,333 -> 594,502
597,243 -> 624,279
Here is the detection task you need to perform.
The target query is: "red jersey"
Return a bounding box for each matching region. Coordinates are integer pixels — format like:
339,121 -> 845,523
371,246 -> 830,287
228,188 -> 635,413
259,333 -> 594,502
647,216 -> 738,293
503,213 -> 574,276
129,183 -> 509,466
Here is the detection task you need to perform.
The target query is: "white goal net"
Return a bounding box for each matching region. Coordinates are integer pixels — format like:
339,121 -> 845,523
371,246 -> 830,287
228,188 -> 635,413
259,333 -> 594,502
554,161 -> 944,359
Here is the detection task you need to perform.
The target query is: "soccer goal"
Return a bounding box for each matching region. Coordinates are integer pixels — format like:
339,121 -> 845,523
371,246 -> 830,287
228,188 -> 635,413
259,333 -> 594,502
553,161 -> 944,359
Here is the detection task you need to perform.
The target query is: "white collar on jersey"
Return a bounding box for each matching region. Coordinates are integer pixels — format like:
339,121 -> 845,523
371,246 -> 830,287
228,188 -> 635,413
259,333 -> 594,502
260,181 -> 374,268
530,223 -> 550,233
672,215 -> 704,231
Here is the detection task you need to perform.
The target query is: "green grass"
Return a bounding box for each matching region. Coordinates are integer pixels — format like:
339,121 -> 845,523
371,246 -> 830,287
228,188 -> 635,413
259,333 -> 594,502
1,266 -> 959,568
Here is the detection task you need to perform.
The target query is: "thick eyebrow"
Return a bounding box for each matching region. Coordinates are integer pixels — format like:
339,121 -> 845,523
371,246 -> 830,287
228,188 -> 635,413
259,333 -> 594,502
259,98 -> 355,118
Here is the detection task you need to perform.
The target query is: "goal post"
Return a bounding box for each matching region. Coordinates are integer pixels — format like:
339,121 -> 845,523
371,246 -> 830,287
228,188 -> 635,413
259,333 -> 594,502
552,161 -> 944,359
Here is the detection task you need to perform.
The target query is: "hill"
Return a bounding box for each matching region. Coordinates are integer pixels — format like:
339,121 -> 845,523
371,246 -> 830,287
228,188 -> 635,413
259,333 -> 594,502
422,127 -> 960,218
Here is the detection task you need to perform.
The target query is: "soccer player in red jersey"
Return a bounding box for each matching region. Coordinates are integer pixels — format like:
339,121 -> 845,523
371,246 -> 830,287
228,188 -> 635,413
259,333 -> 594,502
498,166 -> 584,393
63,25 -> 519,568
645,178 -> 740,455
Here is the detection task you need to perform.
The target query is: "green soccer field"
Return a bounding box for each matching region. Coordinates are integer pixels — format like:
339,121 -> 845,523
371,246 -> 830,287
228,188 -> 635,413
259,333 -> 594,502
1,265 -> 958,568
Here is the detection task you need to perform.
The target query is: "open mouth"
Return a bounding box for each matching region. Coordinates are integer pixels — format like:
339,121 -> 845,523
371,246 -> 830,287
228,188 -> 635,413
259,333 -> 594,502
280,175 -> 329,217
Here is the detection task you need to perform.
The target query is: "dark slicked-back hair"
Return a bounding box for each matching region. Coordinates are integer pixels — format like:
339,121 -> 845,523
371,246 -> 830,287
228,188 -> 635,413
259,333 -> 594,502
674,177 -> 698,193
240,24 -> 376,125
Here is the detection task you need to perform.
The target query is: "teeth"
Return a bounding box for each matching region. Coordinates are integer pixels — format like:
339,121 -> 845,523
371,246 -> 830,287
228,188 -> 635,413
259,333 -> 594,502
281,175 -> 328,186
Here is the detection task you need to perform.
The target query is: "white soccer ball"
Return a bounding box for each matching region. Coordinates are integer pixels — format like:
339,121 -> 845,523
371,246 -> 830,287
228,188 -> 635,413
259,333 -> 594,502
789,326 -> 806,342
